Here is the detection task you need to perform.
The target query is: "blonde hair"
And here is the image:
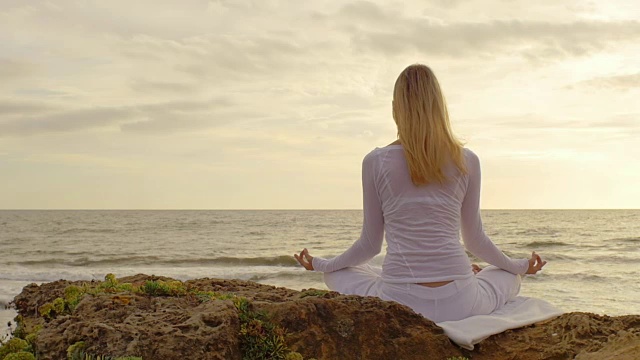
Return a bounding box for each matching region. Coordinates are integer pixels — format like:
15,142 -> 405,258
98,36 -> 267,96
392,64 -> 466,185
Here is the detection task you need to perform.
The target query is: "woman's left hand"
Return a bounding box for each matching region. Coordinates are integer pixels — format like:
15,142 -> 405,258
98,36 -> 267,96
294,248 -> 314,271
472,264 -> 482,274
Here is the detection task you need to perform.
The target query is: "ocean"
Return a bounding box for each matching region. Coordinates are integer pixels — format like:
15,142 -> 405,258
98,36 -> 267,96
1,210 -> 639,338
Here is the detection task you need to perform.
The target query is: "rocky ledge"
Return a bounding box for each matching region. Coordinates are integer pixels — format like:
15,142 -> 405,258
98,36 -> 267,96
1,274 -> 639,360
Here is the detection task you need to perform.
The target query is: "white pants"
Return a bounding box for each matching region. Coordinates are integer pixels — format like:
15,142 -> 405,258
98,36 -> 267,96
324,264 -> 521,323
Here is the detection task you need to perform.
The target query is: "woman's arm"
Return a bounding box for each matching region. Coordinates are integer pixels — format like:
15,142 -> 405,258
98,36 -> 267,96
460,150 -> 530,275
311,152 -> 385,273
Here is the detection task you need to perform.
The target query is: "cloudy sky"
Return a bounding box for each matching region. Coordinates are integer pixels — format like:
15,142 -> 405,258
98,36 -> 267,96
1,0 -> 639,209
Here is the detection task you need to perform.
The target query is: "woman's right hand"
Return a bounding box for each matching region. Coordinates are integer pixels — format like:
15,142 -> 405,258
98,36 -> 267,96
526,251 -> 547,274
294,248 -> 314,271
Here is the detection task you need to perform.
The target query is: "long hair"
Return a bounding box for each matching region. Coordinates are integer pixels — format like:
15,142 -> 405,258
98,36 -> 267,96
392,64 -> 466,185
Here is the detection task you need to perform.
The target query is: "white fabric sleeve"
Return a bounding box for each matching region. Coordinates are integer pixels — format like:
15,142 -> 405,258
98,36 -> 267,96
461,151 -> 529,275
312,153 -> 384,273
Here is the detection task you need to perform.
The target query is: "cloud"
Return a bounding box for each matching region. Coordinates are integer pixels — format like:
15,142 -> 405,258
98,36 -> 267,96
139,98 -> 232,113
110,32 -> 311,88
589,113 -> 640,137
492,114 -> 599,130
22,152 -> 140,171
129,79 -> 202,94
0,99 -> 58,115
321,2 -> 640,61
426,0 -> 465,9
0,1 -> 216,40
569,72 -> 640,90
357,20 -> 640,60
119,113 -> 215,133
339,1 -> 395,24
0,97 -> 237,136
459,113 -> 640,138
120,97 -> 249,134
0,58 -> 39,82
0,107 -> 139,136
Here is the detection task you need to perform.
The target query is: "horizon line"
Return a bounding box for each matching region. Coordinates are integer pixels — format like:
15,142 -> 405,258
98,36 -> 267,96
1,208 -> 638,211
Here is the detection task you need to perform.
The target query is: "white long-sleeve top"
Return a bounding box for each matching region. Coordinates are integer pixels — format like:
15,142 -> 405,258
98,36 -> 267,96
312,145 -> 529,283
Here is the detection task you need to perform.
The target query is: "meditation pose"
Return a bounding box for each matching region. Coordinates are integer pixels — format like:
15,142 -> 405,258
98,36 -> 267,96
294,64 -> 546,323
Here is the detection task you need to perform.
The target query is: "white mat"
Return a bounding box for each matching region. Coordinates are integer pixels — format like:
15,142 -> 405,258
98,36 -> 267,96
437,296 -> 564,350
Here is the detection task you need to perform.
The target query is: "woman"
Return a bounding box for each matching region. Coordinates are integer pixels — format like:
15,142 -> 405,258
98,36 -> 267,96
294,64 -> 546,323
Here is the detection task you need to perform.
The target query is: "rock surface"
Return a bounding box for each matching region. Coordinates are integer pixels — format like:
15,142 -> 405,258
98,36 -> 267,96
8,275 -> 640,360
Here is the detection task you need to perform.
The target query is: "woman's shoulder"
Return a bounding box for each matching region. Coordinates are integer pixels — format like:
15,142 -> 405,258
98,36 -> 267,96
360,145 -> 400,168
362,147 -> 383,164
463,147 -> 479,162
462,147 -> 481,173
365,144 -> 402,158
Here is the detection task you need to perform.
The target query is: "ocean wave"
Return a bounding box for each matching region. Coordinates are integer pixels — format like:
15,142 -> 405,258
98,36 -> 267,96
591,255 -> 639,263
523,240 -> 568,247
210,256 -> 298,267
546,273 -> 623,282
57,227 -> 119,235
245,231 -> 267,236
6,255 -> 300,268
0,271 -> 102,282
248,270 -> 305,282
610,237 -> 640,243
0,299 -> 12,308
542,253 -> 578,261
515,228 -> 561,237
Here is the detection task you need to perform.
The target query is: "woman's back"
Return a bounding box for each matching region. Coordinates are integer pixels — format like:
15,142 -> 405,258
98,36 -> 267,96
369,145 -> 474,283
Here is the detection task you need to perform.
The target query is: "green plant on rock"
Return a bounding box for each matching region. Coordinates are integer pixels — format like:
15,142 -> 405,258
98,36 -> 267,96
234,297 -> 290,360
67,341 -> 86,360
53,297 -> 66,314
3,352 -> 36,360
233,297 -> 250,313
217,292 -> 235,300
102,273 -> 118,291
116,283 -> 135,292
141,280 -> 185,297
0,338 -> 28,359
141,281 -> 167,296
38,302 -> 55,320
39,296 -> 70,320
23,333 -> 36,354
284,352 -> 303,360
8,315 -> 39,356
39,286 -> 87,321
190,290 -> 235,303
98,275 -> 137,294
40,275 -> 144,321
193,290 -> 216,303
64,285 -> 85,311
299,289 -> 329,298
